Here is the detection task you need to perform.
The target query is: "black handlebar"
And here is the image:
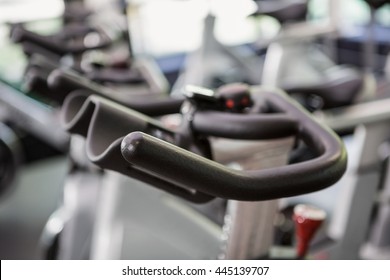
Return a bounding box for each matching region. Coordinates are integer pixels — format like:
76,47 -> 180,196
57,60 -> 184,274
61,85 -> 346,202
10,24 -> 111,56
121,87 -> 347,201
62,92 -> 212,202
49,69 -> 183,116
192,111 -> 298,139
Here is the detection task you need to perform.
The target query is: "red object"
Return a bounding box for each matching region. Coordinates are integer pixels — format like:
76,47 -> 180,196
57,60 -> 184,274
293,204 -> 326,259
225,99 -> 235,109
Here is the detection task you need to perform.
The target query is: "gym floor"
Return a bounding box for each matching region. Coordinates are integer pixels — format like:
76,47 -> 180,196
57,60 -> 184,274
0,156 -> 67,259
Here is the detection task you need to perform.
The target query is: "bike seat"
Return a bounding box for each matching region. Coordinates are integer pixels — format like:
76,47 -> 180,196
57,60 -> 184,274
282,65 -> 364,110
252,0 -> 308,24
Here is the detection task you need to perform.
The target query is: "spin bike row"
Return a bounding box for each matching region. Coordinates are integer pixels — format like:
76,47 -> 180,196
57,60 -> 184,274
1,0 -> 390,260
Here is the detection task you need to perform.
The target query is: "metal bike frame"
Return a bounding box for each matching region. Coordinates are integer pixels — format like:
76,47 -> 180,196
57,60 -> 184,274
315,97 -> 390,259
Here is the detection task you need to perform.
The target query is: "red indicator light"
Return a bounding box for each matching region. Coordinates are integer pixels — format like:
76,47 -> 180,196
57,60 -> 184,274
225,99 -> 235,109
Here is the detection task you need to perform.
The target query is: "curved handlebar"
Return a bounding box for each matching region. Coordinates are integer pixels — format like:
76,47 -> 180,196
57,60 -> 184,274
49,69 -> 183,116
192,111 -> 298,139
11,24 -> 111,55
61,92 -> 212,203
121,87 -> 347,201
61,85 -> 346,202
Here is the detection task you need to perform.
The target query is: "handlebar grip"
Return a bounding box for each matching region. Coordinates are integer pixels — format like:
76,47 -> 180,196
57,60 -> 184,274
49,69 -> 183,116
58,24 -> 93,39
21,41 -> 62,61
11,25 -> 69,55
192,111 -> 298,139
121,89 -> 347,201
86,68 -> 144,84
62,93 -> 149,138
61,93 -> 212,203
11,24 -> 110,55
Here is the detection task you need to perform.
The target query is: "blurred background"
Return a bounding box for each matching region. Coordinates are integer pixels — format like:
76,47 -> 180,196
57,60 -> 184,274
0,0 -> 389,260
